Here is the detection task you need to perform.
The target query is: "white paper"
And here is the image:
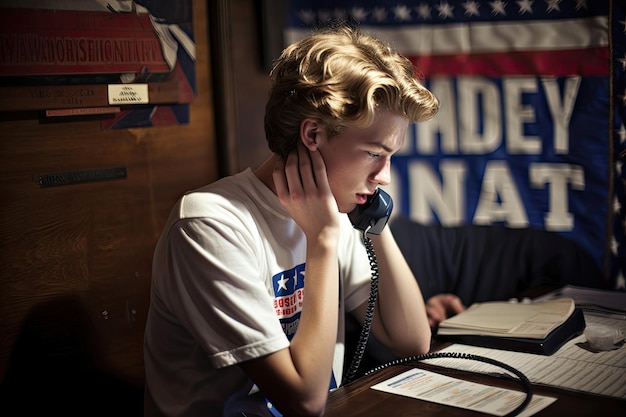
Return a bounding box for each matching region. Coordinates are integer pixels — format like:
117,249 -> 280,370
438,298 -> 574,338
534,285 -> 626,319
371,368 -> 556,417
427,315 -> 626,399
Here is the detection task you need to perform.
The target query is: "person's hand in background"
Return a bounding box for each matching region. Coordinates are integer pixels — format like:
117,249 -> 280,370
425,294 -> 466,330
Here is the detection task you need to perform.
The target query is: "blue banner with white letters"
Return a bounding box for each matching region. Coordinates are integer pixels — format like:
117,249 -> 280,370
285,0 -> 625,288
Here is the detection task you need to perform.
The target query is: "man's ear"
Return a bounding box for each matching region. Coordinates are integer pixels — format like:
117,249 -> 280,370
300,118 -> 319,151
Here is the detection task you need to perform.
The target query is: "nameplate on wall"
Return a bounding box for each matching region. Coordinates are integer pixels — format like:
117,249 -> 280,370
108,84 -> 150,105
38,167 -> 127,188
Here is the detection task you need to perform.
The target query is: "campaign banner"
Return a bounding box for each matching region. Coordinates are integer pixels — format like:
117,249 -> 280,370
0,7 -> 170,77
285,0 -> 625,288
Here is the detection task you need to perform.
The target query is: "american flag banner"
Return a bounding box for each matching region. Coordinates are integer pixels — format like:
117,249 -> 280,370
284,0 -> 625,289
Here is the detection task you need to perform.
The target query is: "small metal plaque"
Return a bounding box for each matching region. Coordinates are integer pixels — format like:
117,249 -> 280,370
38,166 -> 127,188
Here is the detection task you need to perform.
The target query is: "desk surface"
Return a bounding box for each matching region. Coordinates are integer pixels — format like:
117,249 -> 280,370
326,358 -> 625,417
327,289 -> 626,416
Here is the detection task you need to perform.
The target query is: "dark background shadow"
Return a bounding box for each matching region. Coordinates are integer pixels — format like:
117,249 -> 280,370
0,295 -> 143,416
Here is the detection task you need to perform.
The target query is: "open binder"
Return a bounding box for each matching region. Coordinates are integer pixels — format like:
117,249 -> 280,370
437,307 -> 586,355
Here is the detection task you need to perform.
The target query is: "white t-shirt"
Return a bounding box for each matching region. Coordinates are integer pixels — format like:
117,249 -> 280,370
143,168 -> 373,417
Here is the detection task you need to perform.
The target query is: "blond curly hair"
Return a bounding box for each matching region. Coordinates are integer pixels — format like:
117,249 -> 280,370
264,24 -> 439,158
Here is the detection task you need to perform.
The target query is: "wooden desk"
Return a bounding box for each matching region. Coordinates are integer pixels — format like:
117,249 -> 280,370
326,358 -> 626,416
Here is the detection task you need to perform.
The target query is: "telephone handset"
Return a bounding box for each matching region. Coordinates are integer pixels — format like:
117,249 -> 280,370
343,188 -> 393,384
348,188 -> 393,235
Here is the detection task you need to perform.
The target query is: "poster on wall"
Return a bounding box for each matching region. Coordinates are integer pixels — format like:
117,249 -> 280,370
0,0 -> 196,128
284,0 -> 625,289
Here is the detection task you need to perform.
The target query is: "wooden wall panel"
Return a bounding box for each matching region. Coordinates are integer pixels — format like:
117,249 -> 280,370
0,0 -> 216,405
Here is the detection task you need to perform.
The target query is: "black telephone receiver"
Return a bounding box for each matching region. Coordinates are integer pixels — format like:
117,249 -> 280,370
344,187 -> 393,384
348,188 -> 393,235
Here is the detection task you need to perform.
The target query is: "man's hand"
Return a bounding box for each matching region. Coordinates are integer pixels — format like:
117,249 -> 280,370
426,294 -> 466,329
273,141 -> 340,240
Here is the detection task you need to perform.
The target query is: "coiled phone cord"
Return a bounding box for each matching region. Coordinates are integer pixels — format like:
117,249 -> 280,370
342,231 -> 533,417
343,232 -> 379,385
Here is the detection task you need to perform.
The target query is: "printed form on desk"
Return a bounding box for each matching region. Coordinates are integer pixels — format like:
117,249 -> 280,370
371,368 -> 556,417
426,314 -> 626,399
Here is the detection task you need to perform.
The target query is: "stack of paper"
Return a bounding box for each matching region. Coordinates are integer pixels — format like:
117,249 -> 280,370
533,285 -> 626,319
437,298 -> 575,339
431,313 -> 626,399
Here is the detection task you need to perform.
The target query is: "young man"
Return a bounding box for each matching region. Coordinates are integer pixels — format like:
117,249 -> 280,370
143,25 -> 444,417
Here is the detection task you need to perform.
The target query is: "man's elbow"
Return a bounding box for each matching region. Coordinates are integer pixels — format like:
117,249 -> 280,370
274,391 -> 329,417
418,327 -> 433,354
391,329 -> 432,358
415,337 -> 431,355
